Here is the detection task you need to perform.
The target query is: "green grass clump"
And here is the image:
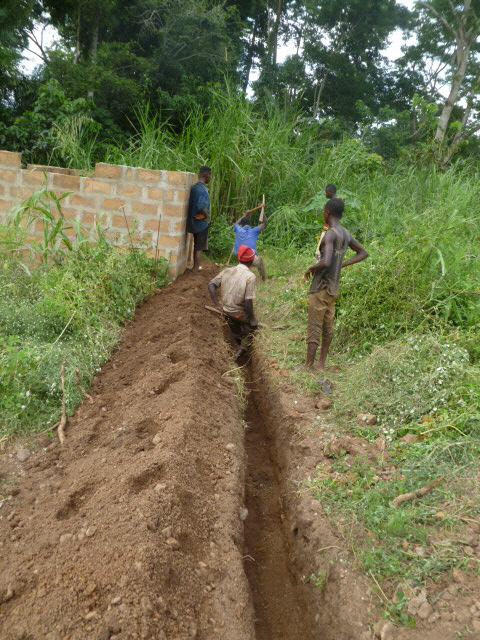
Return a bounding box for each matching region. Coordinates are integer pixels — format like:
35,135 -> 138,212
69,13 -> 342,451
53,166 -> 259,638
0,242 -> 168,439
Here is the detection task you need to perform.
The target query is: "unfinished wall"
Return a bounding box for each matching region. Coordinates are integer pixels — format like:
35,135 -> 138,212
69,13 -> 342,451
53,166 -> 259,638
0,150 -> 196,278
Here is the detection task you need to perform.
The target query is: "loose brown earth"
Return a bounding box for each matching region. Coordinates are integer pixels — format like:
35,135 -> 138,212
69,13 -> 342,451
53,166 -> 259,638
1,265 -> 479,640
0,269 -> 253,640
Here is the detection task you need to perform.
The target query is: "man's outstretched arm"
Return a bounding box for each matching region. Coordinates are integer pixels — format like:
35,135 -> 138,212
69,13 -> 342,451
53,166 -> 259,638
244,299 -> 258,328
234,203 -> 265,226
342,237 -> 368,268
258,213 -> 268,232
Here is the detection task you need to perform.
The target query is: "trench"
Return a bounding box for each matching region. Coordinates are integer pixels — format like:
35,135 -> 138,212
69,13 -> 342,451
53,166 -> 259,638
242,371 -> 319,640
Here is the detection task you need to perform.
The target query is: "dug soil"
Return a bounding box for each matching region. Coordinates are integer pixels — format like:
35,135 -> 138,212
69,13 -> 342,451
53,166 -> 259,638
1,265 -> 476,640
0,269 -> 254,640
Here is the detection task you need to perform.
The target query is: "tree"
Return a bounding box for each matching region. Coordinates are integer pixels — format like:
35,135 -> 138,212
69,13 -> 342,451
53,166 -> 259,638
41,0 -> 243,130
407,0 -> 480,164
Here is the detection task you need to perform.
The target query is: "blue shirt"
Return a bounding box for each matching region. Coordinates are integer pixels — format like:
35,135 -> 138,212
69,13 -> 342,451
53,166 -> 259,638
234,224 -> 262,255
187,182 -> 210,233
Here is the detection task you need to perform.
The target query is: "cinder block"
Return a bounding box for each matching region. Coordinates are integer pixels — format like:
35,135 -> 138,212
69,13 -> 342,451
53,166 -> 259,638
0,150 -> 22,167
23,170 -> 47,186
137,168 -> 164,184
8,185 -> 26,198
27,164 -> 79,175
162,204 -> 184,218
102,197 -> 126,210
95,163 -> 124,180
146,187 -> 164,201
159,234 -> 183,249
0,199 -> 15,213
82,212 -> 96,225
0,169 -> 18,184
167,171 -> 188,187
143,218 -> 163,232
118,183 -> 142,198
132,201 -> 157,216
82,178 -> 113,195
69,194 -> 92,208
171,220 -> 187,234
7,184 -> 22,200
112,214 -> 133,228
62,208 -> 80,221
53,173 -> 81,190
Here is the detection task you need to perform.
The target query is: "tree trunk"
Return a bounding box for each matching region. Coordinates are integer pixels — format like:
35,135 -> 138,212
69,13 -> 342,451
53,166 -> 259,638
87,10 -> 100,99
243,19 -> 258,93
89,12 -> 100,63
313,73 -> 327,117
74,4 -> 81,63
441,94 -> 474,165
268,0 -> 283,67
434,41 -> 470,144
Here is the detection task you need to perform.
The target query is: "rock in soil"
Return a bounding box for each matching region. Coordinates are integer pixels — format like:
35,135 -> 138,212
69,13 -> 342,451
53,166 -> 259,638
16,448 -> 31,462
400,433 -> 419,444
452,568 -> 466,583
315,398 -> 332,411
357,413 -> 377,427
374,620 -> 395,640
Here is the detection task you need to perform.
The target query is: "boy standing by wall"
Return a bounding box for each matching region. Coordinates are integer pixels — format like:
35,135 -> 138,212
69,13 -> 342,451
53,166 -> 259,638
187,166 -> 212,272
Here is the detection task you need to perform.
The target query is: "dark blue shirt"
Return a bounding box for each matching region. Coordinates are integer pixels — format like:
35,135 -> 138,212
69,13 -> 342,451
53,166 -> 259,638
187,182 -> 210,234
234,224 -> 262,255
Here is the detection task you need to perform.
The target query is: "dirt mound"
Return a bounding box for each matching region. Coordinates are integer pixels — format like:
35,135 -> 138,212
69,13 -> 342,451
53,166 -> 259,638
0,269 -> 254,640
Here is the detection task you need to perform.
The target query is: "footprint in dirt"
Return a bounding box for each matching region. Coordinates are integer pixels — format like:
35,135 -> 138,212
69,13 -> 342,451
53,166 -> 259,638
128,461 -> 166,494
55,483 -> 94,520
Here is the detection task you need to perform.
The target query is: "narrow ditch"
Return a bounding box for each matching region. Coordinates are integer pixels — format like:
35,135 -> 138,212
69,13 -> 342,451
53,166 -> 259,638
242,371 -> 319,640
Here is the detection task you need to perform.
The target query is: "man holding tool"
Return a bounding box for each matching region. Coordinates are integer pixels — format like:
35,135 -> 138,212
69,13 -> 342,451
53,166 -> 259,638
232,195 -> 267,280
208,245 -> 258,360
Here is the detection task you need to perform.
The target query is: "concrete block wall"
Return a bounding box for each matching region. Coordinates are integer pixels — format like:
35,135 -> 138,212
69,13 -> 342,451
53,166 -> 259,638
0,150 -> 196,278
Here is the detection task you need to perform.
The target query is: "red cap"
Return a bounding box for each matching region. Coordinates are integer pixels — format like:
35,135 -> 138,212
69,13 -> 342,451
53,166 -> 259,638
238,245 -> 255,264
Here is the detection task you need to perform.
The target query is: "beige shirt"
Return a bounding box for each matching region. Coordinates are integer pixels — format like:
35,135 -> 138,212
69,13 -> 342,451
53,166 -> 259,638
210,264 -> 256,318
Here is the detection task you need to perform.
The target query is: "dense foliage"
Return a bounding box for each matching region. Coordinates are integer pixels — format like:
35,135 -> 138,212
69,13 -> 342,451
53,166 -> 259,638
2,1 -> 480,164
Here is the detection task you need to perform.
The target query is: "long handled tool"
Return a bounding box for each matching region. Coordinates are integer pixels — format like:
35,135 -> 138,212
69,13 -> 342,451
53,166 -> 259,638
259,193 -> 265,224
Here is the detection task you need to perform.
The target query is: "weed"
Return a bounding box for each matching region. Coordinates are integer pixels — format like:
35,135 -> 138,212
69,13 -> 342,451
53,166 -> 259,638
307,570 -> 329,592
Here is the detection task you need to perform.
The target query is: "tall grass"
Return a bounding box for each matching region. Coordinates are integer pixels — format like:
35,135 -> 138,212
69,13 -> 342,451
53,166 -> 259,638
106,91 -> 479,356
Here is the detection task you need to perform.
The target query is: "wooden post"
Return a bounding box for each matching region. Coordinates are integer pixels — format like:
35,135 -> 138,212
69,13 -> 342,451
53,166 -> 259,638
259,193 -> 265,223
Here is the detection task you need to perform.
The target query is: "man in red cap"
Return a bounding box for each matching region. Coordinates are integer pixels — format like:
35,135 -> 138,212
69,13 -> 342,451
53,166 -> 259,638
208,245 -> 258,360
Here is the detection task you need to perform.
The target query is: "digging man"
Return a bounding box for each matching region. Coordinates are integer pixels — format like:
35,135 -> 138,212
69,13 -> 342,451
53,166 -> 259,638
305,197 -> 368,370
208,245 -> 258,360
233,202 -> 268,281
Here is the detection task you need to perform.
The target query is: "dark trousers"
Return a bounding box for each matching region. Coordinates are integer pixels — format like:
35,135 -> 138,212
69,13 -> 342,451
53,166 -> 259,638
226,315 -> 255,351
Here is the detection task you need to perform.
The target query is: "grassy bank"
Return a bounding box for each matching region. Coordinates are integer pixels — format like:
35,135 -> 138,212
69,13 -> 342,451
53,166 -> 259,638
257,247 -> 479,622
0,202 -> 168,441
